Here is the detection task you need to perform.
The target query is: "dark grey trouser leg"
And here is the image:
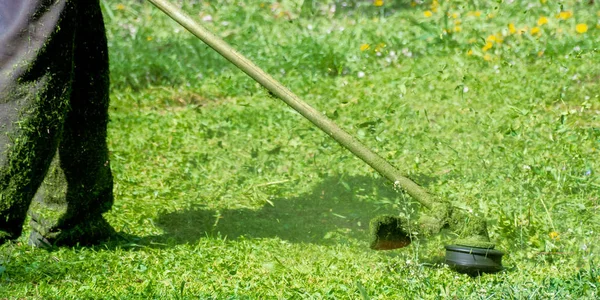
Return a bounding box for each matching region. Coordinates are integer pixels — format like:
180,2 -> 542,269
0,0 -> 75,241
29,0 -> 114,239
0,0 -> 114,243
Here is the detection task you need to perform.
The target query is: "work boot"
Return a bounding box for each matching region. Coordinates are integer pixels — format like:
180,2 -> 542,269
28,215 -> 117,248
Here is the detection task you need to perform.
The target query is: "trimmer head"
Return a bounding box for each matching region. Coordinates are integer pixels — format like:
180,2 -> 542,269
370,216 -> 505,276
444,245 -> 504,276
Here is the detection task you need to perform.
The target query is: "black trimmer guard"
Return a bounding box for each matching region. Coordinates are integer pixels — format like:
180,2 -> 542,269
445,245 -> 504,276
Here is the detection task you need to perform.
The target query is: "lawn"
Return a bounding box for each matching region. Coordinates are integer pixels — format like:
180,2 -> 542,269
1,0 -> 600,298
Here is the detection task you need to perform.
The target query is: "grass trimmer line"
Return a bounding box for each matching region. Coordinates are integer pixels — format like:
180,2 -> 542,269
147,0 -> 504,275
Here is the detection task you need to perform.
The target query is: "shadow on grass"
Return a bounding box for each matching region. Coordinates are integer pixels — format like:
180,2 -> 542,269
0,175 -> 448,285
138,175 -> 422,247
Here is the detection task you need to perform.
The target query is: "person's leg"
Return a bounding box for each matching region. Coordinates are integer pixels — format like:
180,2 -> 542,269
0,0 -> 75,244
28,0 -> 116,247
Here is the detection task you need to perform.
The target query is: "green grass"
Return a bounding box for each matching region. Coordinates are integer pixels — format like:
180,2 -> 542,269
2,0 -> 600,298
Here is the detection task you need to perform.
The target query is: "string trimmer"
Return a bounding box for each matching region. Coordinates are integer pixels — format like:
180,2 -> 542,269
147,0 -> 504,275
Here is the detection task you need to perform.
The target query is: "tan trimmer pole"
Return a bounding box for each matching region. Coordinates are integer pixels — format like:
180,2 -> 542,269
146,0 -> 439,210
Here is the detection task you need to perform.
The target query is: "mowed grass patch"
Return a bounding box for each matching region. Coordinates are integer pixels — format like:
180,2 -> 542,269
1,0 -> 600,298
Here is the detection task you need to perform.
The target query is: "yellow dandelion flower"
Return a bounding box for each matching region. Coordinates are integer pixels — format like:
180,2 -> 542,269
531,26 -> 541,35
451,12 -> 459,19
424,10 -> 433,17
374,0 -> 384,7
537,16 -> 548,26
557,11 -> 573,20
508,23 -> 516,34
467,49 -> 473,56
486,34 -> 497,42
549,231 -> 559,240
482,41 -> 493,51
146,36 -> 153,41
455,20 -> 462,25
454,26 -> 462,32
576,23 -> 588,34
360,44 -> 371,51
483,54 -> 492,61
540,0 -> 547,3
116,3 -> 125,10
470,11 -> 481,17
431,0 -> 439,11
